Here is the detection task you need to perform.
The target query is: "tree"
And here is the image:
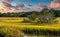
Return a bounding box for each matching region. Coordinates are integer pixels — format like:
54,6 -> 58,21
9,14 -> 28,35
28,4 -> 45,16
26,11 -> 39,22
38,8 -> 56,23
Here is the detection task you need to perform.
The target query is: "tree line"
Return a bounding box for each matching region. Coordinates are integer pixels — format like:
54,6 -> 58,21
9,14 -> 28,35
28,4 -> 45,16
0,8 -> 60,17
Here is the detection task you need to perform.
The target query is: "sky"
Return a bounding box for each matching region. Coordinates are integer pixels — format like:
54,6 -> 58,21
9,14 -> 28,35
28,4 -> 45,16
0,0 -> 60,12
11,0 -> 52,6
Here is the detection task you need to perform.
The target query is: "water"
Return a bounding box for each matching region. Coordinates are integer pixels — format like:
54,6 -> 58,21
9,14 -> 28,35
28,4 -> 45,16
23,35 -> 60,37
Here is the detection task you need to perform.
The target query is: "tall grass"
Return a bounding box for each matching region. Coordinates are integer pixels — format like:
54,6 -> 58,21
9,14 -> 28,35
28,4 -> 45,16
0,17 -> 60,37
0,27 -> 60,37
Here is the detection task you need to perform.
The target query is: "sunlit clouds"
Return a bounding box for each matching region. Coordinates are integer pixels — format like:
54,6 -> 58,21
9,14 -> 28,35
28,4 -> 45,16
49,0 -> 60,9
0,0 -> 60,12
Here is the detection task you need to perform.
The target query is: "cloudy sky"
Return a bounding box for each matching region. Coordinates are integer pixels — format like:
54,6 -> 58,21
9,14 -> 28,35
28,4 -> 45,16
0,0 -> 60,12
11,0 -> 52,6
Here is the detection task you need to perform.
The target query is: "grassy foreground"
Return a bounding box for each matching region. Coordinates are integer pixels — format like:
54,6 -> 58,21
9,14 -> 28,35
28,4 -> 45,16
0,17 -> 60,37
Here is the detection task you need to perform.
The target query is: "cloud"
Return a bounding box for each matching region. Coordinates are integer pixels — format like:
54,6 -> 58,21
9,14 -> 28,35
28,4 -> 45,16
49,0 -> 60,9
32,3 -> 45,11
25,0 -> 31,2
38,3 -> 47,8
28,4 -> 32,6
53,0 -> 60,3
0,1 -> 47,12
2,1 -> 12,7
1,1 -> 13,10
16,3 -> 24,8
5,0 -> 11,2
3,0 -> 11,3
0,1 -> 16,12
0,1 -> 33,12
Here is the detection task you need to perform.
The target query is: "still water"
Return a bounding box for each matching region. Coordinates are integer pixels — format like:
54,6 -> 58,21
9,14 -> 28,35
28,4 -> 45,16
23,35 -> 60,37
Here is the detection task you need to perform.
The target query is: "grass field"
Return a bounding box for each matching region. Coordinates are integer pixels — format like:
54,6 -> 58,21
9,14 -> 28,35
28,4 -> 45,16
0,17 -> 60,37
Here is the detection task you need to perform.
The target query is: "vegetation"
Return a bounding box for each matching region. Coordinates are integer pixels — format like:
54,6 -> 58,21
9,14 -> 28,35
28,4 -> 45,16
0,8 -> 59,23
23,8 -> 56,23
0,8 -> 59,17
0,8 -> 60,37
22,28 -> 60,36
0,17 -> 60,37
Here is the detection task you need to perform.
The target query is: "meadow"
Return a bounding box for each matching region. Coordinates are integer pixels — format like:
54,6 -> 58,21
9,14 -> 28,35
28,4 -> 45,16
0,17 -> 60,37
